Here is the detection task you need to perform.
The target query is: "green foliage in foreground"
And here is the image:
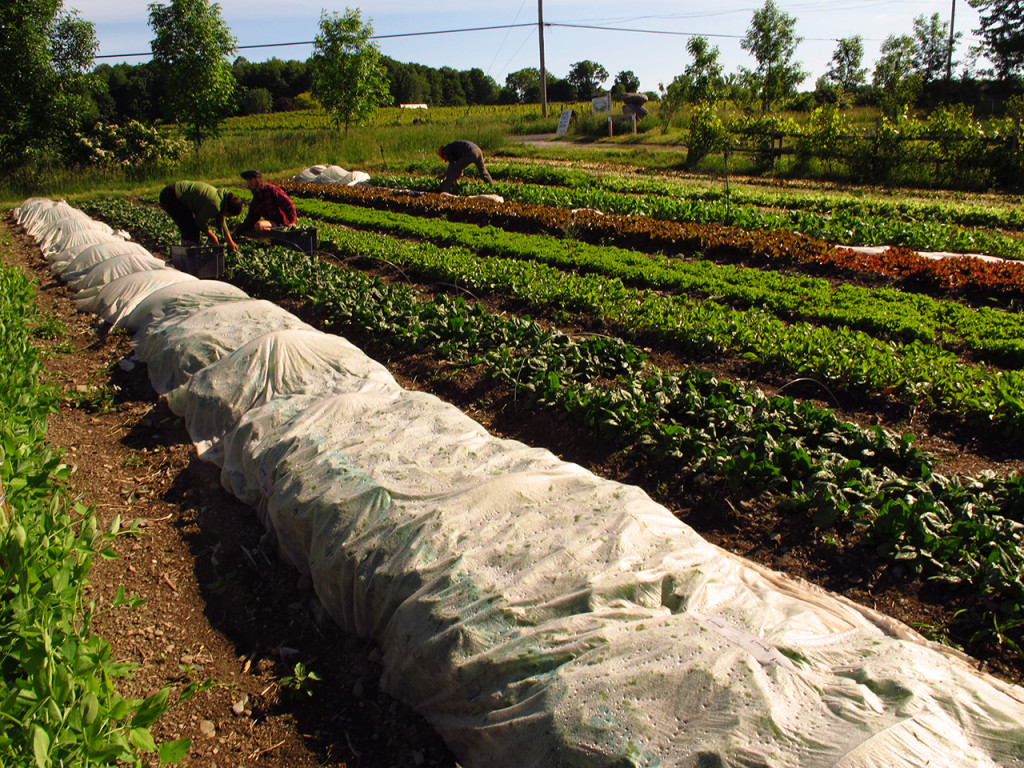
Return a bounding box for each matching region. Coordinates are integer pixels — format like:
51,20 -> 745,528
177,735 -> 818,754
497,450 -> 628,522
0,264 -> 191,766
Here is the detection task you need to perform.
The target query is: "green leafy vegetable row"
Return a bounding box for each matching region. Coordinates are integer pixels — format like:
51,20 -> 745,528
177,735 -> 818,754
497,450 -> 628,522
0,263 -> 189,767
373,171 -> 1024,260
281,196 -> 1024,435
280,180 -> 1024,306
290,195 -> 1024,368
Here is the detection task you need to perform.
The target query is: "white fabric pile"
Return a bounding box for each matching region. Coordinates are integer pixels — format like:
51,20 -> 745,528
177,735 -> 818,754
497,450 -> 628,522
292,164 -> 371,186
14,196 -> 1024,768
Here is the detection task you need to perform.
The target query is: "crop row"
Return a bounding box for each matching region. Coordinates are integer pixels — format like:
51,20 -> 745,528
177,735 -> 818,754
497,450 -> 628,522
371,172 -> 1024,261
282,195 -> 1024,436
476,162 -> 1024,232
0,262 -> 187,767
84,196 -> 1024,655
278,180 -> 1024,305
288,195 -> 1024,368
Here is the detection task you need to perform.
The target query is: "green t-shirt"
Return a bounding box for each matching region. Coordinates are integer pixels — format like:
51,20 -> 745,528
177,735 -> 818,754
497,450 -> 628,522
174,180 -> 227,234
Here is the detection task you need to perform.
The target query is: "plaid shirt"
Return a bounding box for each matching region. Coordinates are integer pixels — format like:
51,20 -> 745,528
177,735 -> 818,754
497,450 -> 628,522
240,183 -> 297,229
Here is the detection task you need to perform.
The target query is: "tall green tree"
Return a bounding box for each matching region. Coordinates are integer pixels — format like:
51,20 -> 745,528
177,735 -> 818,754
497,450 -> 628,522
504,67 -> 542,103
912,12 -> 961,82
148,0 -> 237,146
567,60 -> 609,100
679,36 -> 726,104
462,68 -> 499,105
967,0 -> 1024,78
873,34 -> 922,116
824,35 -> 867,91
611,70 -> 640,99
740,0 -> 806,112
0,1 -> 97,166
308,8 -> 390,134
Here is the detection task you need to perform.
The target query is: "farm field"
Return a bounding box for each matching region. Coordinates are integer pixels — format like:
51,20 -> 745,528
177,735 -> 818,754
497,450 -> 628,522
5,152 -> 1024,765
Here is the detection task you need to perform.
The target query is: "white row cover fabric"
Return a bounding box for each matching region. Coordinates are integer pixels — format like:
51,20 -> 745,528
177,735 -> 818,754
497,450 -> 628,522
212,385 -> 1024,768
53,240 -> 154,278
292,164 -> 371,186
38,216 -> 117,256
75,269 -> 198,322
68,252 -> 169,295
123,280 -> 252,339
18,198 -> 1024,768
171,328 -> 401,460
136,300 -> 315,398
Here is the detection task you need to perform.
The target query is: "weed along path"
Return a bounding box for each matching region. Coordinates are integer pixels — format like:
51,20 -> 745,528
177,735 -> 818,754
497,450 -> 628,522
7,175 -> 1024,766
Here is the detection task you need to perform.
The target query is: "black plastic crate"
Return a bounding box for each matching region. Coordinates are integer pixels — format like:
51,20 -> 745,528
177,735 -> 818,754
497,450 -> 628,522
170,244 -> 225,279
270,227 -> 319,255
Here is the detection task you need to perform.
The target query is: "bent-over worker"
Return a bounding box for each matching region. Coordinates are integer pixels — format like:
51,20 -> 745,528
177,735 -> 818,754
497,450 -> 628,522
233,169 -> 297,237
437,140 -> 494,194
159,180 -> 243,252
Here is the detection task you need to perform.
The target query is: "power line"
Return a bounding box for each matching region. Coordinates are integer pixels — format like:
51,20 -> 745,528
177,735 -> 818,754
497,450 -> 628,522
92,17 -> 977,62
94,23 -> 537,60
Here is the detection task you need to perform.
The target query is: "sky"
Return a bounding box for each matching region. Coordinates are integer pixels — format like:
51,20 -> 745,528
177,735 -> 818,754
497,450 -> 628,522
68,0 -> 987,95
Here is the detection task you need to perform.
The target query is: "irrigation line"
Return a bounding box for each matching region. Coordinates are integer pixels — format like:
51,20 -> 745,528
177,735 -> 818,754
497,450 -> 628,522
779,377 -> 842,409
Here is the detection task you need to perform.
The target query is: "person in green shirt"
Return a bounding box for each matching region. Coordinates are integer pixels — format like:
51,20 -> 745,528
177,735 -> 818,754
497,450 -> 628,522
159,181 -> 244,251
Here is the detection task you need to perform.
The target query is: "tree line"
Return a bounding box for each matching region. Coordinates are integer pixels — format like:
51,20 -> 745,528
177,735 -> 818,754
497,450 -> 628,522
2,0 -> 1022,173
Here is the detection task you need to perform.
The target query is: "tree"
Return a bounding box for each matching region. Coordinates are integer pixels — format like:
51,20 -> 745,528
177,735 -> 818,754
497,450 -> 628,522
873,34 -> 922,116
567,60 -> 609,100
504,67 -> 542,103
680,36 -> 726,104
462,68 -> 499,105
660,36 -> 726,128
740,0 -> 807,112
309,7 -> 390,134
967,0 -> 1024,78
611,70 -> 640,99
148,0 -> 237,146
0,1 -> 97,165
824,35 -> 867,91
912,13 -> 961,82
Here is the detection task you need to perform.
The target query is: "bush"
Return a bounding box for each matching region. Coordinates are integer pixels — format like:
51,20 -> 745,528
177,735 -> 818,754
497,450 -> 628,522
922,104 -> 991,189
796,104 -> 853,175
729,114 -> 799,171
849,108 -> 921,184
71,120 -> 188,170
240,87 -> 273,115
685,102 -> 727,166
293,91 -> 319,110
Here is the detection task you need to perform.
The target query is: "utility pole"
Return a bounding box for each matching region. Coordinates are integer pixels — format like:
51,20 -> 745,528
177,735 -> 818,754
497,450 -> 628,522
946,0 -> 956,82
538,0 -> 548,117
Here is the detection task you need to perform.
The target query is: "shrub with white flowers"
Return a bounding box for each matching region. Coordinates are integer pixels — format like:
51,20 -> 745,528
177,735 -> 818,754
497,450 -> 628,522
72,120 -> 189,169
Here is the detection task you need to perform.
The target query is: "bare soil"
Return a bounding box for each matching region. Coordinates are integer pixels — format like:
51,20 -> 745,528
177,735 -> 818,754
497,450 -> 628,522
3,197 -> 1022,768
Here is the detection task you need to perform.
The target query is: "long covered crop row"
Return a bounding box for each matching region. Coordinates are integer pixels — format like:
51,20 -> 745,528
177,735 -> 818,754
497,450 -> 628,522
85,196 -> 1024,660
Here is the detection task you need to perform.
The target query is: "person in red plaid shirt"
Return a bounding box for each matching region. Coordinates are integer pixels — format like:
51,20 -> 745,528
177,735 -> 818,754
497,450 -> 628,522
233,169 -> 297,237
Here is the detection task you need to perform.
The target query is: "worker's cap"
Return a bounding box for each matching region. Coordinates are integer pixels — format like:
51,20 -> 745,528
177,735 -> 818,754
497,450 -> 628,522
240,169 -> 262,180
